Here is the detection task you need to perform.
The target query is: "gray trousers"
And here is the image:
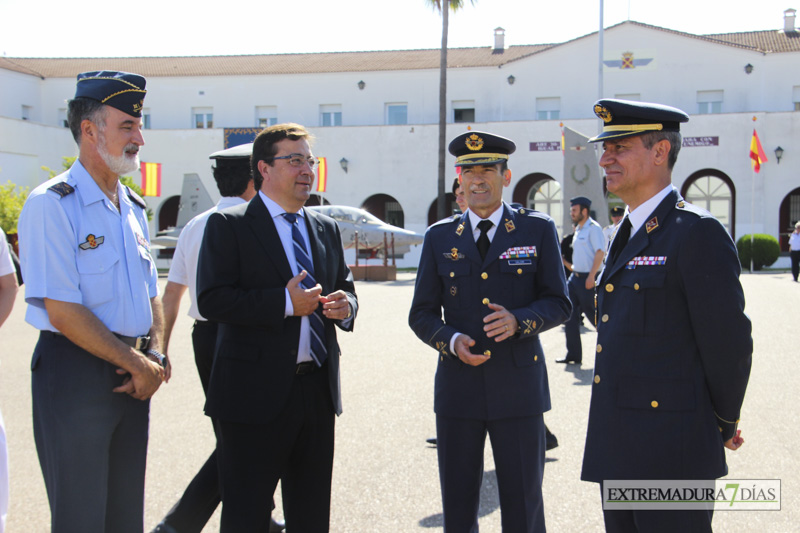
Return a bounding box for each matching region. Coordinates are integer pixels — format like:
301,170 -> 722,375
32,331 -> 150,533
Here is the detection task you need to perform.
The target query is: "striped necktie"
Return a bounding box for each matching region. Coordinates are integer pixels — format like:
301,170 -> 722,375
282,212 -> 327,366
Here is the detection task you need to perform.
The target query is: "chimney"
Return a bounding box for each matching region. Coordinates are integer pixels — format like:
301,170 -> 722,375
493,27 -> 505,53
785,8 -> 797,33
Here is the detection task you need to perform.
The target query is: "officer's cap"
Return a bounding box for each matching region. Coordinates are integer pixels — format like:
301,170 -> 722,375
610,206 -> 624,216
209,142 -> 254,160
449,131 -> 516,167
588,99 -> 689,143
75,71 -> 147,118
570,196 -> 591,209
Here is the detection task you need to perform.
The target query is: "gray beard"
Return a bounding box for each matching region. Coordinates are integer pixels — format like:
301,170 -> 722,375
99,142 -> 140,176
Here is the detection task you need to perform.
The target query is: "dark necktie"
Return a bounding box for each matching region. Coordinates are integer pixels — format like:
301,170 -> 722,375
609,217 -> 632,264
477,219 -> 493,261
282,212 -> 327,366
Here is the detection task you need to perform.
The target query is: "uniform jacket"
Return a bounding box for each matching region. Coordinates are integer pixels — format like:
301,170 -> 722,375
196,194 -> 357,423
581,188 -> 752,482
409,203 -> 571,421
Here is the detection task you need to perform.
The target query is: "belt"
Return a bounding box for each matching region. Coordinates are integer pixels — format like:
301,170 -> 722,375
45,331 -> 150,350
114,333 -> 151,350
296,361 -> 319,375
573,271 -> 590,278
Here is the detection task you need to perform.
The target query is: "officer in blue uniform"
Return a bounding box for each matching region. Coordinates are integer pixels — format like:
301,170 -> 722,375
409,131 -> 571,532
580,99 -> 752,532
18,71 -> 168,533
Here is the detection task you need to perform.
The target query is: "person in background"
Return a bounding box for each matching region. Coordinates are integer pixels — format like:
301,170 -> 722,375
0,228 -> 19,533
789,221 -> 800,282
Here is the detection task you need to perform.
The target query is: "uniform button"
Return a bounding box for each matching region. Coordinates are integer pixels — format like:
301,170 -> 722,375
534,355 -> 538,361
605,283 -> 614,292
484,350 -> 491,356
594,375 -> 601,384
719,427 -> 724,432
517,268 -> 523,274
482,298 -> 490,305
481,272 -> 488,280
450,272 -> 455,278
634,283 -> 640,290
596,344 -> 602,353
651,400 -> 659,408
601,314 -> 609,323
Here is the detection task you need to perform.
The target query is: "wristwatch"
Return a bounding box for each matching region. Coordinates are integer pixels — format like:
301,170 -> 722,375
145,348 -> 169,368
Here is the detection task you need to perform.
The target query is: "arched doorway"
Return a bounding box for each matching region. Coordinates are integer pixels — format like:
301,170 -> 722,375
362,194 -> 404,228
512,173 -> 563,236
681,169 -> 735,237
158,195 -> 180,231
778,186 -> 800,251
427,194 -> 458,227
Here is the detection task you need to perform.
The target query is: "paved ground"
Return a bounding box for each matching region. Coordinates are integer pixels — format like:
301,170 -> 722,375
0,271 -> 797,532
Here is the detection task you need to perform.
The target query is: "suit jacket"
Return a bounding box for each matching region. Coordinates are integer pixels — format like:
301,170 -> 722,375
581,188 -> 752,482
409,203 -> 571,421
196,194 -> 357,424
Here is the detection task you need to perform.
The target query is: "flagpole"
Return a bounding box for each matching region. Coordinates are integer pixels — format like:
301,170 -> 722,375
750,165 -> 755,274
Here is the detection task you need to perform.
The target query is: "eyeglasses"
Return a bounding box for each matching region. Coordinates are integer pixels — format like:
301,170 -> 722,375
271,153 -> 319,169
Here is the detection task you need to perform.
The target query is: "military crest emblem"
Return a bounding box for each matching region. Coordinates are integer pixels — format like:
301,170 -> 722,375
444,247 -> 465,261
79,234 -> 104,250
504,219 -> 516,233
455,224 -> 465,236
521,319 -> 537,335
645,217 -> 659,233
465,134 -> 484,151
594,104 -> 613,123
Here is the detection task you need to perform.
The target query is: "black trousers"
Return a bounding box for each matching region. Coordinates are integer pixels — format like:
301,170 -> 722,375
790,250 -> 800,281
161,320 -> 220,532
218,364 -> 335,533
600,484 -> 713,533
32,331 -> 149,533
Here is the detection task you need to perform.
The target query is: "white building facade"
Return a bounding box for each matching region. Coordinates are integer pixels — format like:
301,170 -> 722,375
1,13 -> 799,268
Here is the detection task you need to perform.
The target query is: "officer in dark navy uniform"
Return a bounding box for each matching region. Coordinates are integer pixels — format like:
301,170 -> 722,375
580,99 -> 752,532
18,71 -> 167,533
410,131 -> 571,532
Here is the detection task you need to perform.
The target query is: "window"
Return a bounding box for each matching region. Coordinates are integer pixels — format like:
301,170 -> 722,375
256,106 -> 277,128
685,175 -> 733,234
453,100 -> 475,123
615,93 -> 641,101
536,97 -> 560,120
22,105 -> 32,121
142,109 -> 151,129
793,86 -> 800,111
193,107 -> 213,129
697,90 -> 723,114
58,108 -> 68,128
527,179 -> 563,236
320,104 -> 342,127
386,103 -> 408,125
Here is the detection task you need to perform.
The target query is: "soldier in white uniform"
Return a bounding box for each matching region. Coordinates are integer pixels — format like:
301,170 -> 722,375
0,228 -> 19,533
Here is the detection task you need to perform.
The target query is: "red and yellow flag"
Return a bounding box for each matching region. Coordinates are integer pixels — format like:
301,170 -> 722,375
140,162 -> 162,196
316,157 -> 327,193
749,129 -> 767,173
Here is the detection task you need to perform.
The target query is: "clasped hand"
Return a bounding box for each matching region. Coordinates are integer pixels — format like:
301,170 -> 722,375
288,270 -> 350,320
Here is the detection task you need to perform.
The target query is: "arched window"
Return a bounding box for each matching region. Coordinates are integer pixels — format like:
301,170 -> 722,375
362,194 -> 404,228
778,186 -> 800,251
427,194 -> 458,227
681,170 -> 735,237
512,173 -> 562,236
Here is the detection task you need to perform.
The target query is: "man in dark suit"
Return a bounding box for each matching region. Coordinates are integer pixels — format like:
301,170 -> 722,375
197,123 -> 357,532
581,99 -> 752,532
409,131 -> 571,532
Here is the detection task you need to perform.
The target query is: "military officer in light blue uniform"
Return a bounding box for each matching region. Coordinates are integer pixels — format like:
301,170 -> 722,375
409,131 -> 571,533
18,71 -> 169,533
580,99 -> 751,533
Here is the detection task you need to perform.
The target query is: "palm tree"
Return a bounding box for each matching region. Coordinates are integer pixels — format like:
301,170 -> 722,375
426,0 -> 476,220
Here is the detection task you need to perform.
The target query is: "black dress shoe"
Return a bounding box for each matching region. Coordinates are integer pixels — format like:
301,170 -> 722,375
270,516 -> 286,532
150,523 -> 179,533
555,357 -> 581,364
426,437 -> 437,445
545,426 -> 559,451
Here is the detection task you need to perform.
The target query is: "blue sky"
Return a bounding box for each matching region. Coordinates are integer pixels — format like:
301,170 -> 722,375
1,0 -> 794,57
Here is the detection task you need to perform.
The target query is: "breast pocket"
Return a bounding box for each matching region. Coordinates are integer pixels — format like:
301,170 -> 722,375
438,261 -> 471,307
620,268 -> 666,336
76,248 -> 120,307
138,245 -> 156,280
500,259 -> 537,306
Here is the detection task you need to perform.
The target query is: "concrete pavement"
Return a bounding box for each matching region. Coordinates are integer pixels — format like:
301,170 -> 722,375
0,271 -> 796,531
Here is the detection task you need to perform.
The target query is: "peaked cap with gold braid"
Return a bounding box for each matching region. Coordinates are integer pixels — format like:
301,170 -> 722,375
448,131 -> 516,167
75,71 -> 147,118
588,99 -> 689,143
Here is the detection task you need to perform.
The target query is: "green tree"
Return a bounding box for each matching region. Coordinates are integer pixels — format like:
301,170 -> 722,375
426,0 -> 476,220
0,180 -> 30,234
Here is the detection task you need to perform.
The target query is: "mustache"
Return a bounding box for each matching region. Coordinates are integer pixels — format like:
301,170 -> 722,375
124,144 -> 139,155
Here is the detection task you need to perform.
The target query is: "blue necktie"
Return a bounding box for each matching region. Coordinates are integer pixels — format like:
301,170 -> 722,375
283,212 -> 328,366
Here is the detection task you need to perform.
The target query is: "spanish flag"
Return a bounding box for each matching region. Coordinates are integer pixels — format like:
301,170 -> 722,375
316,157 -> 327,193
749,129 -> 767,173
140,162 -> 162,196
